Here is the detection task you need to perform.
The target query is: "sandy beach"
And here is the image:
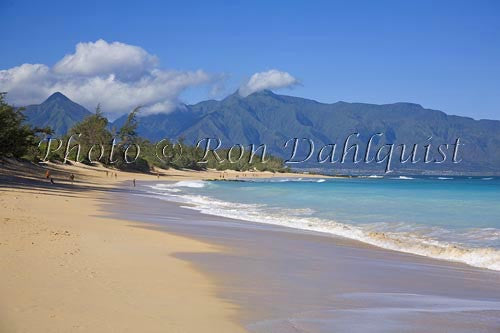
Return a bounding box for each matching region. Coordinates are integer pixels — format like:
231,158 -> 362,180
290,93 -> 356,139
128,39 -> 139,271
109,180 -> 500,332
1,160 -> 499,332
0,160 -> 322,332
3,2 -> 500,332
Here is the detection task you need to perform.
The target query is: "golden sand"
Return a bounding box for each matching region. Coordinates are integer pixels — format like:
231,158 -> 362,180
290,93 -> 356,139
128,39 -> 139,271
0,161 -> 321,332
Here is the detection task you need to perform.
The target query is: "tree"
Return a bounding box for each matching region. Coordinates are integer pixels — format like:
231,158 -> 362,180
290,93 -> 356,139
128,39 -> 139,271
0,93 -> 40,158
69,104 -> 113,163
118,107 -> 140,146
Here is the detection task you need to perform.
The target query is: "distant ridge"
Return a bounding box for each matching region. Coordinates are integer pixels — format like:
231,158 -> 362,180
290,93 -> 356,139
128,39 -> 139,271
113,90 -> 500,173
22,91 -> 500,173
24,92 -> 92,135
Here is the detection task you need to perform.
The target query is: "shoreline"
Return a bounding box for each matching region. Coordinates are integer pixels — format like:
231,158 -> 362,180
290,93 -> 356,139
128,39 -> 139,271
0,188 -> 247,333
2,160 -> 500,332
140,178 -> 500,272
2,161 -> 301,332
109,180 -> 500,332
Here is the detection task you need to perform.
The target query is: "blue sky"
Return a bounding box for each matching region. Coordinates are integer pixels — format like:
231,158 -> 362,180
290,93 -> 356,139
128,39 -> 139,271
1,0 -> 499,119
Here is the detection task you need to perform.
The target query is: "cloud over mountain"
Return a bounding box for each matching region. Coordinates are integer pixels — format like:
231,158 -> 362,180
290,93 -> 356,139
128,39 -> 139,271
53,39 -> 159,80
238,69 -> 299,97
0,39 -> 217,118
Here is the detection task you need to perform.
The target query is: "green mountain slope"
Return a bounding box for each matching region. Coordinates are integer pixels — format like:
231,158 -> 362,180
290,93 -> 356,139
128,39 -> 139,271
113,90 -> 500,173
24,91 -> 500,173
24,92 -> 92,135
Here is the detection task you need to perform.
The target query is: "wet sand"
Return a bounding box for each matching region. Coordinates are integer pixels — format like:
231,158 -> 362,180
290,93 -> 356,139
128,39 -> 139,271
108,180 -> 500,332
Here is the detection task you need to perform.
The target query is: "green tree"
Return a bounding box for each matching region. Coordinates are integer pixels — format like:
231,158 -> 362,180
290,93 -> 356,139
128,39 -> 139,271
69,104 -> 113,163
0,93 -> 42,158
113,107 -> 151,171
118,107 -> 140,146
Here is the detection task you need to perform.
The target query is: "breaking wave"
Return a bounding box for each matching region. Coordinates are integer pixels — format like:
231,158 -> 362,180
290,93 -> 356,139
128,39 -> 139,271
170,180 -> 207,188
146,182 -> 500,271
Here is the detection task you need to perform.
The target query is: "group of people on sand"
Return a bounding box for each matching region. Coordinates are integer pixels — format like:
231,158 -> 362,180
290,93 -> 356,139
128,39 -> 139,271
218,172 -> 249,179
45,170 -> 75,185
219,172 -> 234,179
44,168 -> 160,187
105,171 -> 118,179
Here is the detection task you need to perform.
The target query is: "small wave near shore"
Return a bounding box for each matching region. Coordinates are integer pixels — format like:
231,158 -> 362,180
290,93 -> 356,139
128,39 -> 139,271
145,180 -> 500,271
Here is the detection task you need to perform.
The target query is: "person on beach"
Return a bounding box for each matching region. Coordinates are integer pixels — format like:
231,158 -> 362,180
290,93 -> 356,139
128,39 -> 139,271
106,171 -> 109,177
69,174 -> 75,184
45,170 -> 51,179
50,177 -> 55,184
115,173 -> 117,179
133,179 -> 136,187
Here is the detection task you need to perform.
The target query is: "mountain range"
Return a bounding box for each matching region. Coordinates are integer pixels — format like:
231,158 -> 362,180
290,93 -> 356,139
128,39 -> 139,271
23,91 -> 500,174
24,92 -> 93,135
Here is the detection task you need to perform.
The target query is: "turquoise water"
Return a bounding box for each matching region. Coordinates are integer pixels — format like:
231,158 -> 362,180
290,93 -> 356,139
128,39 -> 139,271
147,176 -> 500,270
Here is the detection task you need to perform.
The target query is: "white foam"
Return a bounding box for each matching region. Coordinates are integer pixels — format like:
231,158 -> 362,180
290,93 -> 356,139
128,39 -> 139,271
145,183 -> 500,271
148,184 -> 182,192
437,177 -> 453,180
255,178 -> 328,183
394,176 -> 414,180
170,180 -> 207,188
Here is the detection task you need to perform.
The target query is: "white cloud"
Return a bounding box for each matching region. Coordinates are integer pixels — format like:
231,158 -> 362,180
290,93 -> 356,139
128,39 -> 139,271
238,69 -> 299,97
53,39 -> 158,81
0,39 -> 217,119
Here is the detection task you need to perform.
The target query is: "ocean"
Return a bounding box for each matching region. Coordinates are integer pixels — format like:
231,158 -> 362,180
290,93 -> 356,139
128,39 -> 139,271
146,176 -> 500,271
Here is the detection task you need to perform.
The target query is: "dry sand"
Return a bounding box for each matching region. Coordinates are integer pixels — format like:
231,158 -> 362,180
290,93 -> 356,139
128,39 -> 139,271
0,160 -> 322,332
